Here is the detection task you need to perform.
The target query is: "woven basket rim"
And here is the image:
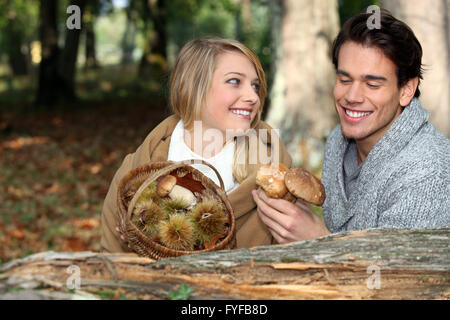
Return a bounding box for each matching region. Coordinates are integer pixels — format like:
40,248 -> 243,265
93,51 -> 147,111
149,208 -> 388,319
117,160 -> 236,259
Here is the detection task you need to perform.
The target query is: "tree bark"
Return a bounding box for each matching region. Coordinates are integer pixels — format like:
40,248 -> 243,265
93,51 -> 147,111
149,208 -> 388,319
35,0 -> 85,106
35,0 -> 61,106
121,6 -> 138,65
1,227 -> 448,300
381,0 -> 450,138
84,8 -> 98,69
59,0 -> 86,101
267,0 -> 340,171
138,0 -> 168,78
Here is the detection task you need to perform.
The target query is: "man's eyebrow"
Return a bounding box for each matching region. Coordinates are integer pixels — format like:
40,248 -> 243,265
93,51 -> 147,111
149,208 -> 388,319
364,74 -> 387,81
336,69 -> 350,77
337,69 -> 387,81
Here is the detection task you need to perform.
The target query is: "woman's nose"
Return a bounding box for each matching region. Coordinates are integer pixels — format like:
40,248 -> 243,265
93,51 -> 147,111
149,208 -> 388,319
242,84 -> 259,104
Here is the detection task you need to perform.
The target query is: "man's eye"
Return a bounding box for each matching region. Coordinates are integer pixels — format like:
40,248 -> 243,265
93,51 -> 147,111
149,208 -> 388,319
339,78 -> 351,84
367,83 -> 380,89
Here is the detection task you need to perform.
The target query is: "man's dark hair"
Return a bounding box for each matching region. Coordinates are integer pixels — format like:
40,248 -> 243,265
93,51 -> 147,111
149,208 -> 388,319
332,9 -> 423,97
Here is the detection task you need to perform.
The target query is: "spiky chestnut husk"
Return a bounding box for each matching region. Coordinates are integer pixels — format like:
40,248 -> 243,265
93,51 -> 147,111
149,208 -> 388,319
142,223 -> 159,239
160,197 -> 188,215
132,197 -> 165,233
158,214 -> 195,250
140,201 -> 166,224
189,200 -> 227,242
136,181 -> 158,203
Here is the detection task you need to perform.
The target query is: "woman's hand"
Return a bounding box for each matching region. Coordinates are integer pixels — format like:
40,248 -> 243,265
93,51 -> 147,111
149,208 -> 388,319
252,188 -> 330,244
115,226 -> 131,249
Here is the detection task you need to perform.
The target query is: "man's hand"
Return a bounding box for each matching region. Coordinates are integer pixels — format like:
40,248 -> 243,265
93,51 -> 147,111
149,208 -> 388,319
252,188 -> 330,244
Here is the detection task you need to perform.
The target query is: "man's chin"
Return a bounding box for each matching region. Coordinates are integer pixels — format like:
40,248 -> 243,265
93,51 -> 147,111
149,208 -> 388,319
340,127 -> 366,141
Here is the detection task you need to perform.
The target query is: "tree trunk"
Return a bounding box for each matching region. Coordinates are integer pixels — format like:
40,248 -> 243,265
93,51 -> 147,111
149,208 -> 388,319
84,9 -> 98,69
138,0 -> 168,78
35,0 -> 85,106
59,0 -> 86,101
6,21 -> 28,75
35,0 -> 61,106
121,6 -> 138,65
1,227 -> 448,300
381,0 -> 450,138
267,0 -> 340,171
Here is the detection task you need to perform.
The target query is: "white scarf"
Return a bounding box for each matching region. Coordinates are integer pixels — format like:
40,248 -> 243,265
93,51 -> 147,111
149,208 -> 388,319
167,120 -> 240,194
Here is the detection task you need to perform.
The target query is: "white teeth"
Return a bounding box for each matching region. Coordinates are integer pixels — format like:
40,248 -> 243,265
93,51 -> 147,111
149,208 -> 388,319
345,109 -> 371,118
231,109 -> 251,116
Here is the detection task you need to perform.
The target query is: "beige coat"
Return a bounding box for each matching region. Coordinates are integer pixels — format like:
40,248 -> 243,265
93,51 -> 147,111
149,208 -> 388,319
100,115 -> 292,252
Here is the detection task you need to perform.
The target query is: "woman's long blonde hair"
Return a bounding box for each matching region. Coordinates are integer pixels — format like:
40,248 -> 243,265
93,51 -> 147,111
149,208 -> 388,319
169,37 -> 267,182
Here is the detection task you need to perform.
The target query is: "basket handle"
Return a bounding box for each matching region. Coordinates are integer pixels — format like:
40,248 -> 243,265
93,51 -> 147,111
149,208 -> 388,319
127,160 -> 225,219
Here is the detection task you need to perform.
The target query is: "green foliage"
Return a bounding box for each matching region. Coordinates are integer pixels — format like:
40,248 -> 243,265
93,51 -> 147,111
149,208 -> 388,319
95,290 -> 116,300
167,0 -> 237,53
0,0 -> 39,49
169,283 -> 194,300
338,0 -> 380,26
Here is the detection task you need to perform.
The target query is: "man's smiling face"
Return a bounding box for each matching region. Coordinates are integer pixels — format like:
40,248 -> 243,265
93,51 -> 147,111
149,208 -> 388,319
333,41 -> 413,151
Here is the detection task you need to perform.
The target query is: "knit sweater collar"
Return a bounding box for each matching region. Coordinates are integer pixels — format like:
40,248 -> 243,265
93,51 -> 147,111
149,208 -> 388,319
331,98 -> 429,228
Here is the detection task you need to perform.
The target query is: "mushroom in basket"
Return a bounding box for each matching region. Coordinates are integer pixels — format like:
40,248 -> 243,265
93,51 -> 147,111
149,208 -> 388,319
131,173 -> 229,251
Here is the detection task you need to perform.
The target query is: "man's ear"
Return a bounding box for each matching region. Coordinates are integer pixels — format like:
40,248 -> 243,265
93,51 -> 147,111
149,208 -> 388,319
399,77 -> 419,107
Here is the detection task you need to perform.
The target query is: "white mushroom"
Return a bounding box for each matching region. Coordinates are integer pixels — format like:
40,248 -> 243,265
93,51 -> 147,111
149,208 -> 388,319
168,185 -> 197,209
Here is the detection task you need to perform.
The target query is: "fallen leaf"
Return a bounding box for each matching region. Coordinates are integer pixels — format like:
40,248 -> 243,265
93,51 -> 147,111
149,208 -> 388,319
89,163 -> 102,174
63,236 -> 89,252
46,182 -> 60,194
8,228 -> 26,240
73,218 -> 100,230
203,233 -> 223,249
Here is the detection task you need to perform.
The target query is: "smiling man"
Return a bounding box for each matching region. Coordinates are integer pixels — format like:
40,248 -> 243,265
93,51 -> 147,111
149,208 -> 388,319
253,10 -> 450,243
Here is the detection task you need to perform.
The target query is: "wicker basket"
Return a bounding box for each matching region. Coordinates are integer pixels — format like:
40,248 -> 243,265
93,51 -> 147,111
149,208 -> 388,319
117,160 -> 236,260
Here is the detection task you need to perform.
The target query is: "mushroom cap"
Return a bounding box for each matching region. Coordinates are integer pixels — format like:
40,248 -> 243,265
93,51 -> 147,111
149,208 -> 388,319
255,163 -> 289,199
156,175 -> 177,197
168,185 -> 197,208
284,168 -> 325,206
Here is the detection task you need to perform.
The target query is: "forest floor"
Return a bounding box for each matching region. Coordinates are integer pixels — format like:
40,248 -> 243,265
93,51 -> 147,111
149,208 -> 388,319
0,95 -> 171,264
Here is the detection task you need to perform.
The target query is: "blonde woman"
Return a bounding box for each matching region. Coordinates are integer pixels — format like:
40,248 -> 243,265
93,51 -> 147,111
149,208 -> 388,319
100,37 -> 292,252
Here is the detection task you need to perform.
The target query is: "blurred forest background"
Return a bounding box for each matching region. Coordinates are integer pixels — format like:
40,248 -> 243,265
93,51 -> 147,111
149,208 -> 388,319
0,0 -> 449,264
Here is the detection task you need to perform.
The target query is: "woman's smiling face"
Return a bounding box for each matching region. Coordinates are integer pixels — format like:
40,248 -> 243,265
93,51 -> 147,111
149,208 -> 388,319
200,51 -> 261,135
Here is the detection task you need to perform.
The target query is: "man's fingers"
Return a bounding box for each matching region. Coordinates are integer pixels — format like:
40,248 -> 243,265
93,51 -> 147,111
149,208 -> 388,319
256,205 -> 282,233
256,189 -> 302,216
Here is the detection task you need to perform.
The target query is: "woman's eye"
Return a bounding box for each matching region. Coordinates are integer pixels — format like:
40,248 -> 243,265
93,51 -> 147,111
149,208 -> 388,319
252,83 -> 260,91
227,78 -> 240,85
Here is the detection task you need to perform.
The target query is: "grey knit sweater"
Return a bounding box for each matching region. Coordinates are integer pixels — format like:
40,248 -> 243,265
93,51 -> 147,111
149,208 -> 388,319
322,98 -> 450,233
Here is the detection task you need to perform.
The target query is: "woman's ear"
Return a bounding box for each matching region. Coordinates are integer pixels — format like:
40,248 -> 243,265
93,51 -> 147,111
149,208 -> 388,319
399,77 -> 419,107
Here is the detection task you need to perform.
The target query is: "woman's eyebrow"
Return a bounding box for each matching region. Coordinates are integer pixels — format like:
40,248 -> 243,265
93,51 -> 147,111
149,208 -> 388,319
225,71 -> 259,82
225,71 -> 245,76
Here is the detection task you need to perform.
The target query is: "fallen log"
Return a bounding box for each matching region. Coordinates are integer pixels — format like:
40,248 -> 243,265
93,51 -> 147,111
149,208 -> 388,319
0,227 -> 449,300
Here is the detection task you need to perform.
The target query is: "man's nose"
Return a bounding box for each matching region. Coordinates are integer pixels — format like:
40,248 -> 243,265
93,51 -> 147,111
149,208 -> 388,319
345,82 -> 364,103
